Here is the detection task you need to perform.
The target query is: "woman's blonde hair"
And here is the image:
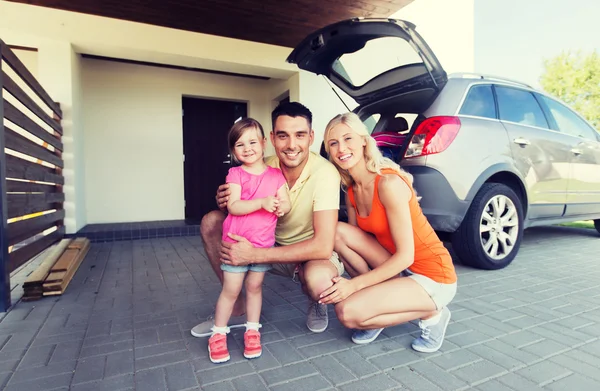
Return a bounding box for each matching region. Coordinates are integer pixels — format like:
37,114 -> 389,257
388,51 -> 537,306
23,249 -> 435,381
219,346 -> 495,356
323,112 -> 413,189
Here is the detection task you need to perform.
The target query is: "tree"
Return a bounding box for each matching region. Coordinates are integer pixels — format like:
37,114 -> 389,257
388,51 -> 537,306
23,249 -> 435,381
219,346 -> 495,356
540,50 -> 600,131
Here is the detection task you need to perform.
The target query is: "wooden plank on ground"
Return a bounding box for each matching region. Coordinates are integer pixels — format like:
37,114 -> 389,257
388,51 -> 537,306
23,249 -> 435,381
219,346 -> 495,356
50,248 -> 79,273
43,238 -> 90,296
10,227 -> 65,274
22,237 -> 71,287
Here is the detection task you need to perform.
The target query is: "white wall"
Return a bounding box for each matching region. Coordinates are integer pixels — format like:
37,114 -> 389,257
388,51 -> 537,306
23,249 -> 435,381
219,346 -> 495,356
81,58 -> 276,224
391,0 -> 475,74
12,49 -> 38,78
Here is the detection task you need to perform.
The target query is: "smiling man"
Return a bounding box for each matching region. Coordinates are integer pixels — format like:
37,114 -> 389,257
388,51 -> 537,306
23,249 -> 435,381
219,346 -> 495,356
192,102 -> 343,338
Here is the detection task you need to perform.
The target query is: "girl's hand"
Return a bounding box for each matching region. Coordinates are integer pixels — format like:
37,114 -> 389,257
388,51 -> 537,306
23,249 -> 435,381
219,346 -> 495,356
261,196 -> 279,213
318,277 -> 358,305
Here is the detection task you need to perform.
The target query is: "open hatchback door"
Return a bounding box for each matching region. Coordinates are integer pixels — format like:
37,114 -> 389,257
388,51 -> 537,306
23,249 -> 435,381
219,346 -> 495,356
287,18 -> 447,110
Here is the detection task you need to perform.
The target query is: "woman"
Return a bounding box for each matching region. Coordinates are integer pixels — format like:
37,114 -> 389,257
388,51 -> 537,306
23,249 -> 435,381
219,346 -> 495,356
318,113 -> 457,352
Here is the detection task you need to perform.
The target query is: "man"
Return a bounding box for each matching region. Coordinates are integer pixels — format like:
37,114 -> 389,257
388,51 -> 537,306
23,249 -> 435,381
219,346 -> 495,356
192,102 -> 343,337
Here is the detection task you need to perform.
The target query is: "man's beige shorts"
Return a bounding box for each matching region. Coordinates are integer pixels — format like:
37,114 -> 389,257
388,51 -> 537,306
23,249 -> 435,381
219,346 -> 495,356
269,250 -> 344,282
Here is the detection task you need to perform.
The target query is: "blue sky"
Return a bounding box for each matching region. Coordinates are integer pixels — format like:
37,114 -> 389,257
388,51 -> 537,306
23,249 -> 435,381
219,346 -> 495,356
474,0 -> 600,88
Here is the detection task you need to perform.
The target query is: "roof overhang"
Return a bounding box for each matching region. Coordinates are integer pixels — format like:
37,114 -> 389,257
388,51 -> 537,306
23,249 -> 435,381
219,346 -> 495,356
5,0 -> 414,48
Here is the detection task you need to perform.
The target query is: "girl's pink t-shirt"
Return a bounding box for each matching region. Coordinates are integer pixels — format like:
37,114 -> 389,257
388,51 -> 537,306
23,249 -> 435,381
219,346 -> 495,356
221,166 -> 287,248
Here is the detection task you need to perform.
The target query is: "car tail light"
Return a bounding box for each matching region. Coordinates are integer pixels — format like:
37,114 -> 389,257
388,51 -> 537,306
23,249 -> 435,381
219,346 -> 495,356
404,116 -> 461,158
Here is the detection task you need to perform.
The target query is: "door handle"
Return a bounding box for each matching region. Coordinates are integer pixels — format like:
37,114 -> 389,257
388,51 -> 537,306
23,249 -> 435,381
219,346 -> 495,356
571,148 -> 583,156
223,160 -> 231,164
513,137 -> 531,146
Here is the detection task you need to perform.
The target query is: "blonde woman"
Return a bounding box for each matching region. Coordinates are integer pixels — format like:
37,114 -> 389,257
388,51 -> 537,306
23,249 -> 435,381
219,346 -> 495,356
319,112 -> 458,351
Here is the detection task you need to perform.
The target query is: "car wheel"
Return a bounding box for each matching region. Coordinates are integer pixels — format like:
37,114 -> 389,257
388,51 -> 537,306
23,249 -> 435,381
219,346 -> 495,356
595,219 -> 600,235
452,183 -> 524,270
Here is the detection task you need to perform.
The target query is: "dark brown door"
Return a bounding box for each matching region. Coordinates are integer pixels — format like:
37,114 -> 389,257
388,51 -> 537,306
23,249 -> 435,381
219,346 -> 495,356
182,97 -> 247,222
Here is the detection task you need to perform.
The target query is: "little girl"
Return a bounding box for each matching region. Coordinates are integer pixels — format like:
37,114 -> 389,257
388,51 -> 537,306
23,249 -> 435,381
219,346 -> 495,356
208,118 -> 290,364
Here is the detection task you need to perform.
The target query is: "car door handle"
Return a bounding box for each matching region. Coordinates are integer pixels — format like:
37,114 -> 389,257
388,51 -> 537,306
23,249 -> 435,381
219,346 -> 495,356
223,160 -> 231,164
571,148 -> 583,156
513,138 -> 531,146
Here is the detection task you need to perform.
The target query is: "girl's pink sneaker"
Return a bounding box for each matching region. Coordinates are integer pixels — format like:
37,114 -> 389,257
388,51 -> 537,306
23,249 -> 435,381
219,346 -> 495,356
208,333 -> 230,363
243,330 -> 262,359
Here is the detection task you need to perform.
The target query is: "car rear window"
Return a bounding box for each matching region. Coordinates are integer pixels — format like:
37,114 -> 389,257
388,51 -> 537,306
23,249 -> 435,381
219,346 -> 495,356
496,86 -> 549,129
459,85 -> 497,119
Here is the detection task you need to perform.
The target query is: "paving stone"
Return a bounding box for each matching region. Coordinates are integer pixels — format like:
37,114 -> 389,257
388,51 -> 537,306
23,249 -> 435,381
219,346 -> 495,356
429,349 -> 482,371
474,379 -> 516,391
544,373 -> 600,391
520,338 -> 569,358
516,360 -> 573,385
135,340 -> 187,359
407,361 -> 469,390
310,355 -> 356,385
369,348 -> 425,370
71,374 -> 134,391
197,362 -> 254,386
338,374 -> 397,391
269,374 -> 331,391
10,360 -> 77,384
136,350 -> 191,371
331,349 -> 380,378
231,374 -> 268,391
449,359 -> 507,385
135,367 -> 167,391
260,362 -> 317,386
388,366 -> 444,391
4,373 -> 72,391
165,361 -> 199,390
263,341 -> 304,365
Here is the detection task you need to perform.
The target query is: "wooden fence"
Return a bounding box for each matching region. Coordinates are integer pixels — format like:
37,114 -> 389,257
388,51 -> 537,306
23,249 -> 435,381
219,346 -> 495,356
0,40 -> 65,311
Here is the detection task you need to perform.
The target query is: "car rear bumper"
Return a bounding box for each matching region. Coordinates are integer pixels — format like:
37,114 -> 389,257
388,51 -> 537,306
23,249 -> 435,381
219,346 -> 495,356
402,165 -> 470,232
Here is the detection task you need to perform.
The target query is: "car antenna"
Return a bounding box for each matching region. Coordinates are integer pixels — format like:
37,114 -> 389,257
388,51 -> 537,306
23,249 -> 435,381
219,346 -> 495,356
322,75 -> 351,112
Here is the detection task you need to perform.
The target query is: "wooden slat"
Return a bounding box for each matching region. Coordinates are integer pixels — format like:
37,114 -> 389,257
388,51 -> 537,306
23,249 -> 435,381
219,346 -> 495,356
8,227 -> 65,273
50,247 -> 79,273
1,41 -> 62,118
7,210 -> 65,246
2,71 -> 62,134
6,180 -> 58,193
5,155 -> 64,185
7,192 -> 65,219
22,238 -> 71,287
44,271 -> 66,284
68,238 -> 89,250
43,239 -> 90,295
5,126 -> 64,167
3,100 -> 63,151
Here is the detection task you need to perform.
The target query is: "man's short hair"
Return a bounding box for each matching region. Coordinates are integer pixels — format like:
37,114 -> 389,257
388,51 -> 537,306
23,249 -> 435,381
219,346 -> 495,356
271,101 -> 313,130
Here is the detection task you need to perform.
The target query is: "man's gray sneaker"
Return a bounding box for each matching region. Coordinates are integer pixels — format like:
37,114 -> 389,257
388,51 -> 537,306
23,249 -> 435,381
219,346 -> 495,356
411,307 -> 451,353
191,313 -> 247,338
306,301 -> 328,333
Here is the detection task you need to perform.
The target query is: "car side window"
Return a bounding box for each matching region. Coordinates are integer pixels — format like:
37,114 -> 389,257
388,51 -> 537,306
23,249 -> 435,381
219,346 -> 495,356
496,86 -> 549,129
539,95 -> 599,141
459,85 -> 497,119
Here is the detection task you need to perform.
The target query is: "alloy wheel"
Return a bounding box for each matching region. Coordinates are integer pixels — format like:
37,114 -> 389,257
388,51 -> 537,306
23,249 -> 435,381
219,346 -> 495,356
479,195 -> 519,260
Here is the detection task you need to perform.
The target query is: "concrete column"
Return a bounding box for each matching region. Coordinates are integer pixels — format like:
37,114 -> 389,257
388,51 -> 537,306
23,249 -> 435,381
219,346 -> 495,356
36,41 -> 86,233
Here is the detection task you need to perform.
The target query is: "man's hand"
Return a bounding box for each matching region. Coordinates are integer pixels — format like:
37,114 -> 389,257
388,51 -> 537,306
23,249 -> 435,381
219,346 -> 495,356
221,233 -> 256,266
261,196 -> 279,213
216,184 -> 231,211
318,277 -> 358,305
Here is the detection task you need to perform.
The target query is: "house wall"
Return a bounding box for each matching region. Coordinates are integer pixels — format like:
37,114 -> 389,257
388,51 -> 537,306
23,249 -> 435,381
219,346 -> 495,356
81,57 -> 279,224
391,0 -> 475,74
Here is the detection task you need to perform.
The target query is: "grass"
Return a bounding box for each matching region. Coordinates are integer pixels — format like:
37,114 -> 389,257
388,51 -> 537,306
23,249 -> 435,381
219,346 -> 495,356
557,220 -> 596,229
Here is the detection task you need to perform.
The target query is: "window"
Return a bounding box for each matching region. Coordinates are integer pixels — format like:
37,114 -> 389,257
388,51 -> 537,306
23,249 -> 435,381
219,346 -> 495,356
539,95 -> 598,141
496,86 -> 549,129
459,85 -> 497,119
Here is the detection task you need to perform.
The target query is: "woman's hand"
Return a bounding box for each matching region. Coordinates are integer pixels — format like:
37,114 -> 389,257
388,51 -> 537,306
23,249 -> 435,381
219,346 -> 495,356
318,277 -> 358,305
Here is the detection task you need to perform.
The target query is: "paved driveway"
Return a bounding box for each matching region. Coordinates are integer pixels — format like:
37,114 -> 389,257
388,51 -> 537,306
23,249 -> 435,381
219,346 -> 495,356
0,226 -> 599,390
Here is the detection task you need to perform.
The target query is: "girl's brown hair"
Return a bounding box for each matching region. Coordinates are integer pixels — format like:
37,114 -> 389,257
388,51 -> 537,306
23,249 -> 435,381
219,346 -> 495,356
228,118 -> 265,162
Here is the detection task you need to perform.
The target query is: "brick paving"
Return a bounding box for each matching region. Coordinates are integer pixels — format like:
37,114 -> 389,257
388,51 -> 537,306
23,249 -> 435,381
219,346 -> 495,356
0,225 -> 599,390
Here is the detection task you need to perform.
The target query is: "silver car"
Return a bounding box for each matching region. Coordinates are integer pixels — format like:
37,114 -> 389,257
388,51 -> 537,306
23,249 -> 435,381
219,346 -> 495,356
289,18 -> 600,270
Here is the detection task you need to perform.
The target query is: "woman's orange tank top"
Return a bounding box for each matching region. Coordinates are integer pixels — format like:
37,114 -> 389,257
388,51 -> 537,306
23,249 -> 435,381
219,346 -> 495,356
347,169 -> 457,284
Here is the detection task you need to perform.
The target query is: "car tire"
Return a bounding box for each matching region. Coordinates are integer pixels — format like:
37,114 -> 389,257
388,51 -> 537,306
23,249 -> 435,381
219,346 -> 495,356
595,219 -> 600,235
452,183 -> 524,270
